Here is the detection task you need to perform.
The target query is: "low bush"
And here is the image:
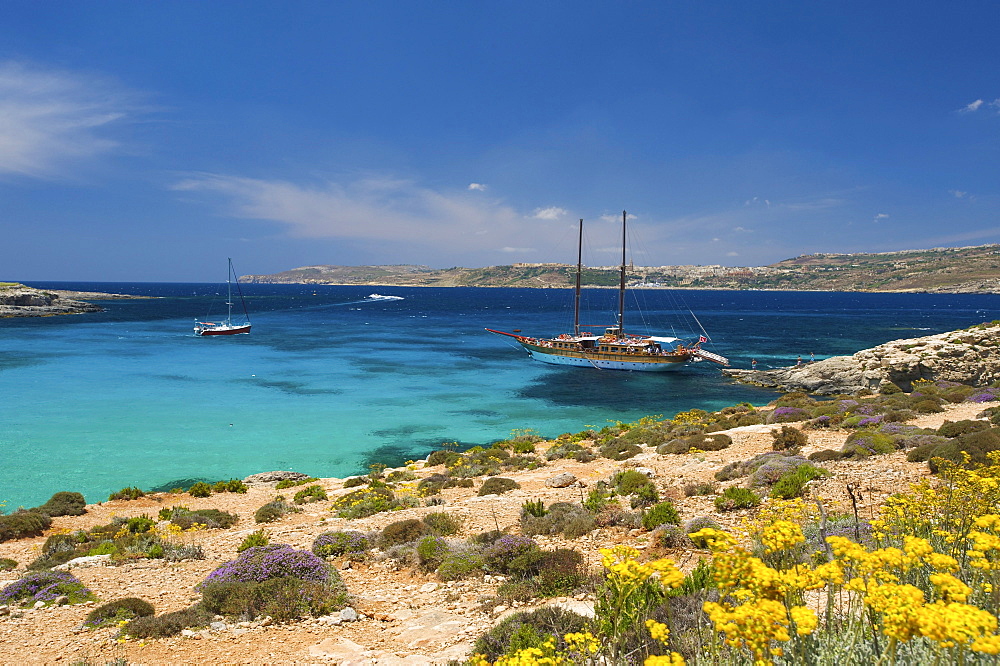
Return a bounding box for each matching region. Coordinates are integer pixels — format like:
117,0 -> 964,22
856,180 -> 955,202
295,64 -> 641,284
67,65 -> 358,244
125,515 -> 156,534
685,517 -> 721,548
937,419 -> 990,438
436,548 -> 485,580
483,535 -> 539,575
771,463 -> 827,499
167,507 -> 239,530
0,510 -> 52,543
415,535 -> 451,572
108,486 -> 145,501
0,570 -> 95,606
771,426 -> 808,452
380,519 -> 426,547
34,491 -> 87,517
276,477 -> 318,490
312,530 -> 370,558
545,441 -> 595,462
535,548 -> 586,596
520,502 -> 595,539
714,487 -> 761,512
682,481 -> 717,497
237,529 -> 270,553
808,449 -> 843,462
332,485 -> 398,519
84,597 -> 155,628
641,501 -> 681,530
471,606 -> 591,661
840,431 -> 898,459
0,558 -> 16,571
201,575 -> 346,622
598,439 -> 641,461
657,433 -> 732,455
293,484 -> 328,504
478,477 -> 520,496
187,482 -> 212,498
423,511 -> 463,536
611,470 -> 654,496
766,406 -> 811,424
125,606 -> 213,638
254,498 -> 300,524
427,449 -> 461,467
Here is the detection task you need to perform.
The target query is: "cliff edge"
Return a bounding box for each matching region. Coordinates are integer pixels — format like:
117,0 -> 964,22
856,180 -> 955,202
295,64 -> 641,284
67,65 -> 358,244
0,283 -> 105,318
724,321 -> 1000,394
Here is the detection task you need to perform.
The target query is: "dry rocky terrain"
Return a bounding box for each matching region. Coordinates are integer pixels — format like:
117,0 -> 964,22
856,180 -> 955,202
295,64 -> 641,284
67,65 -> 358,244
0,400 -> 992,665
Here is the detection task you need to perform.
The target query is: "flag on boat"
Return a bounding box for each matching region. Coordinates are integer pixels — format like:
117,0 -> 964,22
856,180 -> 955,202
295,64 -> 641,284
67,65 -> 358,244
699,335 -> 708,343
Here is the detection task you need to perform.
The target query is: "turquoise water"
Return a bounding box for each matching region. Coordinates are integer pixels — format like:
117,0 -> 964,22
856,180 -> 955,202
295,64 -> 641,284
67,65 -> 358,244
2,283 -> 997,509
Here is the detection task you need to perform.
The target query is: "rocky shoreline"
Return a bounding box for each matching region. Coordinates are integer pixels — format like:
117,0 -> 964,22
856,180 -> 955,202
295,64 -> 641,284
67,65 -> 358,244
724,321 -> 1000,394
0,284 -> 142,318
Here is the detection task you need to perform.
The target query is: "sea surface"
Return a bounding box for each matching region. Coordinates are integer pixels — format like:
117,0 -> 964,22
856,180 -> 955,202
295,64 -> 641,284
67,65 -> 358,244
2,283 -> 998,509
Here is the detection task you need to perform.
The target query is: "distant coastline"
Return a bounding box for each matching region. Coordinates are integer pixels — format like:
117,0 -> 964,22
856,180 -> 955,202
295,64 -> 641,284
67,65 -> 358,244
240,243 -> 1000,294
0,283 -> 148,318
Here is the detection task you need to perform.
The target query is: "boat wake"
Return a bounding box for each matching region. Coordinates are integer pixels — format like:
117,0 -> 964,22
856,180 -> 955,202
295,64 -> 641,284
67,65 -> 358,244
365,294 -> 404,301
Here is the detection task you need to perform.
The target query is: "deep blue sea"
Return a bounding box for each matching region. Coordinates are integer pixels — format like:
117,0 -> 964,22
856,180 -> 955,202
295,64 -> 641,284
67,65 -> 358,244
2,283 -> 998,510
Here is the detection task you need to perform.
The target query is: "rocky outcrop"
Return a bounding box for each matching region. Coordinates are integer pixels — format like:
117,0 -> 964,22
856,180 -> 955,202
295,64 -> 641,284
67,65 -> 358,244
0,285 -> 104,318
724,322 -> 1000,394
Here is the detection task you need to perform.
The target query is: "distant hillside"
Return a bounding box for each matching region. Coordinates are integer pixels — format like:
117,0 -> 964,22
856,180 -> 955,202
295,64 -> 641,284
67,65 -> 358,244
242,244 -> 1000,293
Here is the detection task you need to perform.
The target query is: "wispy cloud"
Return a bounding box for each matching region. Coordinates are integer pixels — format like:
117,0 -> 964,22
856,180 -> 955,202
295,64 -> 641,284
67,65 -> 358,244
532,206 -> 568,220
960,99 -> 985,113
172,172 -> 580,261
873,212 -> 889,223
468,182 -> 487,191
0,60 -> 145,179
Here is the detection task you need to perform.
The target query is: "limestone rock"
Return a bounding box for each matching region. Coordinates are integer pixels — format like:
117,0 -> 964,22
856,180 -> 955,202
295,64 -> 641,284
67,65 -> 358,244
241,471 -> 312,484
544,472 -> 577,488
724,322 -> 1000,395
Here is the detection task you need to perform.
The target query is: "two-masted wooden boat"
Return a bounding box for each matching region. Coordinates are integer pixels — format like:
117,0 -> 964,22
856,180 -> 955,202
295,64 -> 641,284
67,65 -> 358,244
194,258 -> 252,336
486,212 -> 728,371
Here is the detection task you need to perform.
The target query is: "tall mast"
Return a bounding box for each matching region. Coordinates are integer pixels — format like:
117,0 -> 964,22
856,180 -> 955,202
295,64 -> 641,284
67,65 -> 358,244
618,210 -> 627,335
226,257 -> 233,324
574,219 -> 583,336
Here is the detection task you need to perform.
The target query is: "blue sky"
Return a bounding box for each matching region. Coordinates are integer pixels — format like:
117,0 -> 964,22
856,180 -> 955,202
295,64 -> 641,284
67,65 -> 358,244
2,1 -> 998,281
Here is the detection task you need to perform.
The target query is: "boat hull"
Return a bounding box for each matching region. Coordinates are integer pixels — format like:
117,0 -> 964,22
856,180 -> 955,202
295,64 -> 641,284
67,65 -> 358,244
194,323 -> 251,336
522,342 -> 689,372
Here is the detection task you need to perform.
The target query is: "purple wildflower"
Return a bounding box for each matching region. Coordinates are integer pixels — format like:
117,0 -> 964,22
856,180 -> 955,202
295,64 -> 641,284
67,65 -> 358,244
199,545 -> 331,589
968,390 -> 1000,403
857,415 -> 884,427
837,400 -> 859,413
0,571 -> 92,606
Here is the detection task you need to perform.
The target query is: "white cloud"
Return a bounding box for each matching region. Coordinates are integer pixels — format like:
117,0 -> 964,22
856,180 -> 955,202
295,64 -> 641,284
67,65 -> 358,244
0,60 -> 145,179
873,213 -> 889,223
172,172 -> 583,260
532,206 -> 568,220
960,99 -> 984,113
500,246 -> 536,253
744,196 -> 770,207
468,183 -> 487,191
950,189 -> 967,199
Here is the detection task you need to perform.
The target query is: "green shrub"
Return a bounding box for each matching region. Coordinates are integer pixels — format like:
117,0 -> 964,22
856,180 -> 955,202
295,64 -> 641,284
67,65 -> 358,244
436,549 -> 485,580
478,477 -> 520,496
521,499 -> 547,518
427,449 -> 461,467
385,469 -> 418,483
415,535 -> 451,571
685,517 -> 721,548
168,508 -> 239,530
914,399 -> 944,413
276,476 -> 318,490
312,531 -> 370,558
254,499 -> 300,524
642,501 -> 681,530
237,529 -> 270,553
35,491 -> 87,517
771,426 -> 808,452
84,598 -> 155,628
714,487 -> 761,512
380,519 -> 426,547
808,449 -> 843,462
937,419 -> 990,438
108,487 -> 146,501
657,433 -> 732,454
471,606 -> 591,661
332,485 -> 398,519
293,484 -> 328,504
682,481 -> 717,497
599,440 -> 641,460
535,548 -> 586,596
841,431 -> 897,459
423,511 -> 463,536
188,482 -> 212,498
521,502 -> 595,538
611,470 -> 654,496
0,511 -> 52,543
0,557 -> 17,571
125,606 -> 213,638
125,515 -> 155,534
770,464 -> 827,499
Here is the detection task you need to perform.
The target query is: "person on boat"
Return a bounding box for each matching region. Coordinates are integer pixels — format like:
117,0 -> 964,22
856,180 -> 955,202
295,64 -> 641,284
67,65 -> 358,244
751,358 -> 757,369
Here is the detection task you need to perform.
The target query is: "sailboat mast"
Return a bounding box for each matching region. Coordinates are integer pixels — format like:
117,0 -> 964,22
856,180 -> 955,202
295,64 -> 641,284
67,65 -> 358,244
574,219 -> 583,336
618,210 -> 627,335
226,257 -> 233,324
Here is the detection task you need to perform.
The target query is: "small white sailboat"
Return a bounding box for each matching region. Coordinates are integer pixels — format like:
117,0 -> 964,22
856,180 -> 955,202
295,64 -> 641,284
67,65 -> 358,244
194,258 -> 252,336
